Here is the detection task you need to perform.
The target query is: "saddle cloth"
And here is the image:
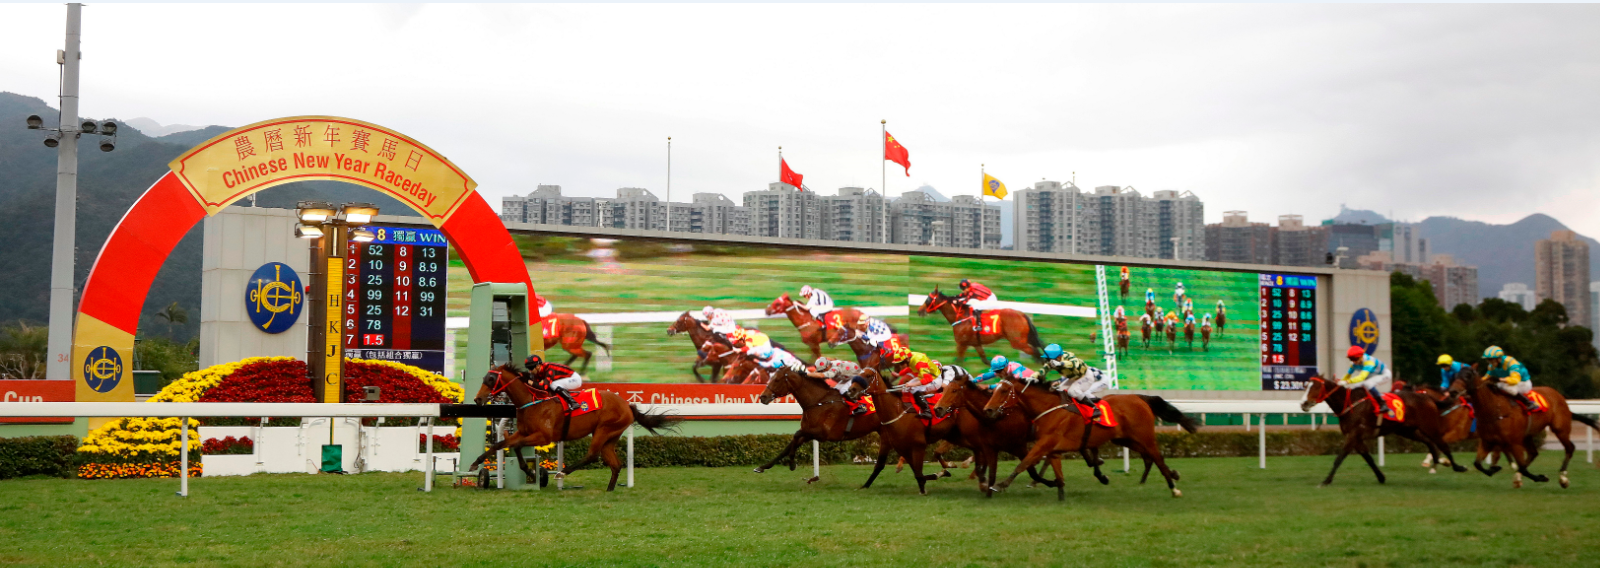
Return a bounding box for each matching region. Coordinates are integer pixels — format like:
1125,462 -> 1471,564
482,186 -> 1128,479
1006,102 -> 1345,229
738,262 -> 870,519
1379,393 -> 1405,422
846,394 -> 877,416
1071,399 -> 1118,427
1527,391 -> 1551,414
902,392 -> 953,427
979,312 -> 1002,335
537,388 -> 602,417
541,318 -> 560,342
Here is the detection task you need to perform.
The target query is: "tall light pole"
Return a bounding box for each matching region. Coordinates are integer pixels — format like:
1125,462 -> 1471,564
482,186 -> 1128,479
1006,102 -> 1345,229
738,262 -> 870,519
295,202 -> 378,407
28,4 -> 118,381
665,136 -> 671,233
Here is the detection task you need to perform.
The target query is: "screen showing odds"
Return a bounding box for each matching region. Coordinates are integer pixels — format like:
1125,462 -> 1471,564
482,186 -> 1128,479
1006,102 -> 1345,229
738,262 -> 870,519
343,225 -> 448,374
1259,273 -> 1318,390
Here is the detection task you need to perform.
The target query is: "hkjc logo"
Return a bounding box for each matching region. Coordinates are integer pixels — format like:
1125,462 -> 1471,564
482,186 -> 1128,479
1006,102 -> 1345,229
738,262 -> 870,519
247,262 -> 305,334
83,346 -> 123,393
1348,308 -> 1380,353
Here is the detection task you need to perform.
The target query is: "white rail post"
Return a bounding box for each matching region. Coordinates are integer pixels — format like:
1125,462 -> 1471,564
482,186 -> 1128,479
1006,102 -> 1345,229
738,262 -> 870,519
1244,412 -> 1250,432
626,424 -> 635,488
495,420 -> 505,490
557,442 -> 565,490
423,417 -> 435,492
812,439 -> 821,479
1378,436 -> 1385,467
1258,414 -> 1266,469
178,417 -> 190,497
1587,421 -> 1593,464
1122,447 -> 1129,473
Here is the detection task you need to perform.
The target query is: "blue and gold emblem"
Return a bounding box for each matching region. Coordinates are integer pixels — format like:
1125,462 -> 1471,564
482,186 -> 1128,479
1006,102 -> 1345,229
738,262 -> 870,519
1348,308 -> 1380,353
247,262 -> 305,334
83,346 -> 123,393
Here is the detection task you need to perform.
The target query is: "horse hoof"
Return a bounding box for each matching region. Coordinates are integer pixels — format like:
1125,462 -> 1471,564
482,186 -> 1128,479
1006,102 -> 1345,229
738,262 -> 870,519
1560,472 -> 1570,488
753,468 -> 765,474
1453,465 -> 1468,473
1318,482 -> 1330,488
1531,474 -> 1549,483
1095,474 -> 1110,486
1376,476 -> 1386,484
988,486 -> 1004,493
805,476 -> 820,484
1428,468 -> 1437,475
937,471 -> 952,479
1172,489 -> 1182,498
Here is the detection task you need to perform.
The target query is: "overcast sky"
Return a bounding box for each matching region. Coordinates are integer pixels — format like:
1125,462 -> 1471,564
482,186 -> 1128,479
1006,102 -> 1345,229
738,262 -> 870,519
4,3 -> 1599,236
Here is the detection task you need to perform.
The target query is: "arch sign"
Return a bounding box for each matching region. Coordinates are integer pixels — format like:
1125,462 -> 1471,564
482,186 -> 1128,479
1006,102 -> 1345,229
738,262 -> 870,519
72,116 -> 537,404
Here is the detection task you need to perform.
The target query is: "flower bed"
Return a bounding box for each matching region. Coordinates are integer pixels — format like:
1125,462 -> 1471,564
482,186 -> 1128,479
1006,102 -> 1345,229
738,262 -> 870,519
202,436 -> 254,455
75,357 -> 461,478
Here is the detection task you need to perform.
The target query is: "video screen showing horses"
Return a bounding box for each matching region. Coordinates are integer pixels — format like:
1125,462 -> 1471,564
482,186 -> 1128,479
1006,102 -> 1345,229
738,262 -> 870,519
908,257 -> 1265,390
446,233 -> 1309,389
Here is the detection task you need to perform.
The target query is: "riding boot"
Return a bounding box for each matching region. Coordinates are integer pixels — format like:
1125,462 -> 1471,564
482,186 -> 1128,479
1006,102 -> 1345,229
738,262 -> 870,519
1084,395 -> 1103,422
971,309 -> 983,332
1366,388 -> 1388,419
913,394 -> 932,419
1515,393 -> 1539,412
555,388 -> 578,411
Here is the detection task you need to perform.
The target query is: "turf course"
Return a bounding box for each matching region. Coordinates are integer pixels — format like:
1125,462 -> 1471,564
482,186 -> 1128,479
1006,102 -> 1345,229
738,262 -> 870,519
4,455 -> 1596,566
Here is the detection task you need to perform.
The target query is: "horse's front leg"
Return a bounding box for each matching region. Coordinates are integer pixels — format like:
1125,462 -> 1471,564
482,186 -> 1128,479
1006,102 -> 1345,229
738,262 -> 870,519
756,431 -> 810,473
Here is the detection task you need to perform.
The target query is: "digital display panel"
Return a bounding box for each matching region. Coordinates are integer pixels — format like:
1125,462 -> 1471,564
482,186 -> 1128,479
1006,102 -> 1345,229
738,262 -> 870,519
343,225 -> 449,374
1259,273 -> 1319,390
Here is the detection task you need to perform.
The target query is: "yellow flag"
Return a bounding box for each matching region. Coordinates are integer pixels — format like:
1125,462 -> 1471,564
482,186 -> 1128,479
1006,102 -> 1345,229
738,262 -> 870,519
982,173 -> 1008,200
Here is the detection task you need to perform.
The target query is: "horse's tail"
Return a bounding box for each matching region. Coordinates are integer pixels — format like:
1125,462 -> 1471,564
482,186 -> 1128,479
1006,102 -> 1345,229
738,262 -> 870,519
1023,314 -> 1045,356
1137,395 -> 1199,433
1574,412 -> 1600,430
585,327 -> 612,352
629,404 -> 684,435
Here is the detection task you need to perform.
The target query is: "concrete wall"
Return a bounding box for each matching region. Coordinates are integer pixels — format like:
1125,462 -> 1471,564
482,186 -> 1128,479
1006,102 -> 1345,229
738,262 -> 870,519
200,207 -> 310,368
1325,269 -> 1394,379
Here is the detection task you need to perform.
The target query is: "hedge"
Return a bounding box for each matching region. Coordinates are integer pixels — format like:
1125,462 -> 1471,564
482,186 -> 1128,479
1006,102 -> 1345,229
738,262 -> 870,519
0,436 -> 79,479
515,430 -> 1489,471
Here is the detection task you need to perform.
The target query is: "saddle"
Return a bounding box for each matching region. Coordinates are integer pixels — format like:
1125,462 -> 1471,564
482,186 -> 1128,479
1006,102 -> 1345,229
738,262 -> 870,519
534,388 -> 603,417
1071,399 -> 1118,427
903,392 -> 952,427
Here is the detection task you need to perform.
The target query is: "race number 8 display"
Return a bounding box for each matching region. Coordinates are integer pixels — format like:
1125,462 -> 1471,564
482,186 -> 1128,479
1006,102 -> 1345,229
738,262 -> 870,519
342,225 -> 449,374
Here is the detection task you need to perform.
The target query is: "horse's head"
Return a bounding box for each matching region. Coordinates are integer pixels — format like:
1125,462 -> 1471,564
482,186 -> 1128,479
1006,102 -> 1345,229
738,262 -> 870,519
982,378 -> 1017,420
919,286 -> 948,317
1446,365 -> 1479,399
667,311 -> 694,336
933,367 -> 972,417
1299,374 -> 1337,412
758,368 -> 795,404
474,364 -> 521,405
765,294 -> 792,316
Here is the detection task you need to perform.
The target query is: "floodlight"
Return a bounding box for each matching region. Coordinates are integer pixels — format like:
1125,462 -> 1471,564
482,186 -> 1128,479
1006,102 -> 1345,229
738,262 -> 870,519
296,201 -> 336,223
100,121 -> 117,135
341,203 -> 379,226
43,136 -> 59,148
99,140 -> 114,152
349,227 -> 377,243
81,120 -> 97,134
25,115 -> 43,129
294,224 -> 324,239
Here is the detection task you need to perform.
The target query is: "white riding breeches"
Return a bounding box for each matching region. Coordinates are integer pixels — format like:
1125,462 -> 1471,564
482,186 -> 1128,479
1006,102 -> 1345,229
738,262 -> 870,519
550,376 -> 582,391
835,381 -> 854,395
538,302 -> 554,319
1494,380 -> 1532,396
966,295 -> 1002,311
1065,375 -> 1113,400
905,380 -> 945,394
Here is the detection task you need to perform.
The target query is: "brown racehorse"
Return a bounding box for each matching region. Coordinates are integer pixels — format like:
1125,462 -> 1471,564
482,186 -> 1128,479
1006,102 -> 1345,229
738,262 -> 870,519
933,371 -> 1060,495
1200,320 -> 1211,351
982,377 -> 1198,499
542,314 -> 612,373
1182,320 -> 1195,350
918,287 -> 1045,363
1410,382 -> 1486,469
1448,367 -> 1598,488
468,364 -> 681,491
703,340 -> 765,384
1299,374 -> 1466,486
755,368 -> 938,493
1164,318 -> 1177,352
1119,271 -> 1131,297
1140,316 -> 1153,348
824,324 -> 906,367
666,311 -> 728,383
1215,303 -> 1227,336
766,294 -> 863,360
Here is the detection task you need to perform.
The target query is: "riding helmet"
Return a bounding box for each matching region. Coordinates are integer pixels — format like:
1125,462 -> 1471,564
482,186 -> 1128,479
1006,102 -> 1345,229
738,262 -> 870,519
524,353 -> 544,368
990,355 -> 1009,371
959,279 -> 971,289
1436,354 -> 1454,367
814,357 -> 832,371
800,285 -> 814,297
1482,345 -> 1505,360
1345,345 -> 1366,360
1043,344 -> 1063,360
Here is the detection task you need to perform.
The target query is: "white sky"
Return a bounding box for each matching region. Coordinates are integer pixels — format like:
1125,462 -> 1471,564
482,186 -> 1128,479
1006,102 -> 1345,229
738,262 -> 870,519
3,3 -> 1599,235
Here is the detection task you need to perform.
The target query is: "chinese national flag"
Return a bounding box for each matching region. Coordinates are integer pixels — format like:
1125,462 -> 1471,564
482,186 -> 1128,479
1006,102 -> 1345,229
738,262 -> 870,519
780,158 -> 805,190
884,131 -> 911,176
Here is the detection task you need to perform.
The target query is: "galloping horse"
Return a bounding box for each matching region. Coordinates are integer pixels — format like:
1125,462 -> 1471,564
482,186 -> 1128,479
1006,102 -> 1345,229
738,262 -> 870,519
1448,367 -> 1598,488
1410,380 -> 1485,469
754,369 -> 939,494
1182,319 -> 1195,350
703,340 -> 765,384
824,323 -> 905,367
667,311 -> 729,383
1199,319 -> 1212,351
1140,316 -> 1153,348
1164,318 -> 1178,352
918,287 -> 1045,363
1119,269 -> 1131,297
1299,374 -> 1465,486
766,294 -> 863,360
542,314 -> 611,373
1215,302 -> 1227,336
982,378 -> 1197,499
933,372 -> 1060,495
469,364 -> 681,491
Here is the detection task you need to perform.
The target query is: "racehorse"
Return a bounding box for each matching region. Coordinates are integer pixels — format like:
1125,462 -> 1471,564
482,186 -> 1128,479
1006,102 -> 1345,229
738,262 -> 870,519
981,378 -> 1197,499
704,340 -> 765,384
1299,374 -> 1466,486
918,287 -> 1045,363
667,312 -> 728,383
1200,320 -> 1211,351
824,323 -> 905,367
932,372 -> 1061,495
754,369 -> 939,494
542,314 -> 611,373
1164,319 -> 1177,352
1409,382 -> 1485,469
1182,319 -> 1195,350
1447,366 -> 1598,488
469,364 -> 681,491
1215,302 -> 1227,336
1119,270 -> 1131,297
766,294 -> 863,360
1140,316 -> 1153,348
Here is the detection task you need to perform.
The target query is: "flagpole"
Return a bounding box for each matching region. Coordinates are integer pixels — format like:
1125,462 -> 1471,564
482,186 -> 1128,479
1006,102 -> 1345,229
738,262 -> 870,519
979,164 -> 985,251
665,136 -> 672,233
881,119 -> 887,245
778,146 -> 785,240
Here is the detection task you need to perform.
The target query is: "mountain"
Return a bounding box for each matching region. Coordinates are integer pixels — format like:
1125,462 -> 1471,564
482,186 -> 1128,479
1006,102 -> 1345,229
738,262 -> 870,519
1324,205 -> 1389,225
1417,214 -> 1600,300
123,117 -> 202,138
0,91 -> 415,341
903,184 -> 948,202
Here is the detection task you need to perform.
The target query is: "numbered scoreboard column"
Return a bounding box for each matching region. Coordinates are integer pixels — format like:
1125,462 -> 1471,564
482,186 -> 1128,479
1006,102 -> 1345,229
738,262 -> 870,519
1259,273 -> 1319,390
342,225 -> 450,374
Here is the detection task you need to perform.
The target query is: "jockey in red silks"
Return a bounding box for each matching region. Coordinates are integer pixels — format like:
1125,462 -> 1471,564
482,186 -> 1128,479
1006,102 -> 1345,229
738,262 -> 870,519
522,353 -> 582,409
956,279 -> 998,332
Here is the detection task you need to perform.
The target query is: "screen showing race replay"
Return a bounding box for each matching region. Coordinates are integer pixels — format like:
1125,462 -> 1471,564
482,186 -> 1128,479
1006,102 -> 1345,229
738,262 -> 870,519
1258,273 -> 1318,390
445,233 -> 1325,390
342,225 -> 449,374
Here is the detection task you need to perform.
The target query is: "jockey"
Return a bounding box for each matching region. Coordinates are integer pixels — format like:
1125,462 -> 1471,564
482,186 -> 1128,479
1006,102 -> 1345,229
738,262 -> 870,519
1119,266 -> 1130,282
1145,288 -> 1156,306
808,357 -> 865,395
709,310 -> 737,336
956,279 -> 999,332
744,344 -> 806,383
1216,299 -> 1226,313
889,347 -> 942,419
798,285 -> 835,321
522,353 -> 582,409
1039,344 -> 1115,418
535,295 -> 554,320
1173,282 -> 1186,308
1482,346 -> 1539,412
694,305 -> 716,323
1184,313 -> 1197,328
1341,346 -> 1395,419
862,318 -> 894,348
1113,305 -> 1127,321
1437,354 -> 1469,391
1201,313 -> 1212,329
1163,310 -> 1180,329
729,326 -> 774,355
874,334 -> 909,365
975,355 -> 1037,390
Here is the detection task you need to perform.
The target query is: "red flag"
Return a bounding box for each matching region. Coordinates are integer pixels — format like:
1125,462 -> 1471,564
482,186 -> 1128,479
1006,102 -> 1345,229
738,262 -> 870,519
780,158 -> 804,190
884,131 -> 910,176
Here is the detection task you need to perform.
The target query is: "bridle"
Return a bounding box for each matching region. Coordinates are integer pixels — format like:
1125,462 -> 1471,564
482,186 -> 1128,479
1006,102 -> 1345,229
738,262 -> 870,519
1305,375 -> 1338,407
482,368 -> 519,398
